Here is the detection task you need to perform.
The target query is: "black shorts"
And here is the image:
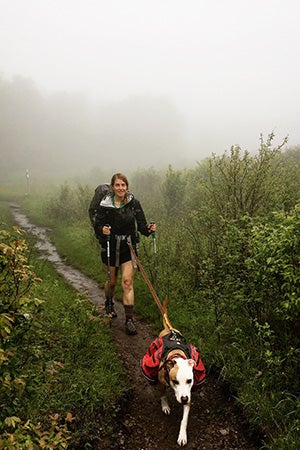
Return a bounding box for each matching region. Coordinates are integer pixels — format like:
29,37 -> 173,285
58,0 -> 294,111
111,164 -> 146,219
101,240 -> 132,266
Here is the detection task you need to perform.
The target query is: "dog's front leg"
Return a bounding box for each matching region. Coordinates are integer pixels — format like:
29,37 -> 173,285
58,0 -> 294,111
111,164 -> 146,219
160,386 -> 171,415
177,403 -> 190,446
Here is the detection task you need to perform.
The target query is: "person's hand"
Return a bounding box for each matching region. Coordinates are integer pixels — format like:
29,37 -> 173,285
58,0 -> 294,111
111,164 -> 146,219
103,225 -> 111,235
148,222 -> 156,233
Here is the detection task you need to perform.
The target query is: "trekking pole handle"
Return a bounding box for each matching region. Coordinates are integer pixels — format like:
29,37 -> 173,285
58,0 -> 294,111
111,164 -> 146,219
104,224 -> 111,241
150,221 -> 156,238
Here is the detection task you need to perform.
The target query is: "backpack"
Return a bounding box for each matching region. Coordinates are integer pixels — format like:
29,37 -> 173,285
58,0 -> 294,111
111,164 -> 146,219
88,183 -> 110,225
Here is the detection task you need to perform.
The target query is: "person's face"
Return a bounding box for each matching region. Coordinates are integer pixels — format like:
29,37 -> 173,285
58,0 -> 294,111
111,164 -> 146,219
112,178 -> 127,198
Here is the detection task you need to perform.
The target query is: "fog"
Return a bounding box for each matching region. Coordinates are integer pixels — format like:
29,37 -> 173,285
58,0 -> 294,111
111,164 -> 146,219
1,0 -> 300,180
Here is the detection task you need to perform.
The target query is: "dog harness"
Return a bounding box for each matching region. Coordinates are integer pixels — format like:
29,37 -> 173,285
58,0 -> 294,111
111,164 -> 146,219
140,331 -> 206,390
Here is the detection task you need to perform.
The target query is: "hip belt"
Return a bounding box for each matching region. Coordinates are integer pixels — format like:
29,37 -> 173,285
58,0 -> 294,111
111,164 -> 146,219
114,235 -> 137,268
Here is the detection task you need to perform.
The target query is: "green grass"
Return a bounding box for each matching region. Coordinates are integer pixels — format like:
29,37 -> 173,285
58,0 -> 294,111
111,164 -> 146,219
51,222 -> 103,278
33,261 -> 126,400
0,202 -> 14,226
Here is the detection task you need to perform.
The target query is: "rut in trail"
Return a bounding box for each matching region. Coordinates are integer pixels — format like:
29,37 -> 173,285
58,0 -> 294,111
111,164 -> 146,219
10,203 -> 262,450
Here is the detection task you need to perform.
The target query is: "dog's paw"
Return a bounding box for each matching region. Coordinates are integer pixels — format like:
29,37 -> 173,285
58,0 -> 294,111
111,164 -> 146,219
162,404 -> 171,415
161,396 -> 171,415
177,430 -> 187,446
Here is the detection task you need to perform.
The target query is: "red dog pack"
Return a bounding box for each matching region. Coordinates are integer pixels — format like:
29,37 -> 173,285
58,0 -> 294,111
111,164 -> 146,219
141,331 -> 206,389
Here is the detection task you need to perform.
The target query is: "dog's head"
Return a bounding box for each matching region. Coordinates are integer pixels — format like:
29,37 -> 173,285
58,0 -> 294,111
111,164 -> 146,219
167,357 -> 195,404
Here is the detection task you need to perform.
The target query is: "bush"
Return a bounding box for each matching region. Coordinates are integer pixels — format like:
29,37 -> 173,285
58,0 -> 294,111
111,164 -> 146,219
0,224 -> 43,416
45,182 -> 93,224
0,222 -> 71,448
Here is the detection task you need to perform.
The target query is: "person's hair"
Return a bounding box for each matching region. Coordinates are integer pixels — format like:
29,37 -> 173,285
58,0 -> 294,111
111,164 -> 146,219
111,173 -> 129,188
110,173 -> 129,203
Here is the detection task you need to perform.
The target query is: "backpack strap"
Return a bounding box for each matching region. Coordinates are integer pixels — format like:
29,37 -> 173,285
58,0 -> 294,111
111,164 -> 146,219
130,198 -> 139,246
126,235 -> 137,268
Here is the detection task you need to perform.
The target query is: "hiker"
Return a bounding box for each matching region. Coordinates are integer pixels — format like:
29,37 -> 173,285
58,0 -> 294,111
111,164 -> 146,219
93,173 -> 156,335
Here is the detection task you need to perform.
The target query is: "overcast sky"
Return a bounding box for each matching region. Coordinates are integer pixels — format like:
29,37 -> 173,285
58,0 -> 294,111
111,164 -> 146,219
1,0 -> 299,160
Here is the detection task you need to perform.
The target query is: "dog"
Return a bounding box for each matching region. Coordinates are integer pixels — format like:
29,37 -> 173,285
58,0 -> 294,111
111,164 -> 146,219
141,302 -> 206,446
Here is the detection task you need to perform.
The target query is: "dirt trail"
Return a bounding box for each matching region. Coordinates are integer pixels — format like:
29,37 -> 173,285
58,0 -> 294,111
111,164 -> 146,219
9,203 -> 262,450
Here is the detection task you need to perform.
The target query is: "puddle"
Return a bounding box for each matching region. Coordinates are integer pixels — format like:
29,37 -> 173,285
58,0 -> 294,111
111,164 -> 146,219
9,203 -> 105,307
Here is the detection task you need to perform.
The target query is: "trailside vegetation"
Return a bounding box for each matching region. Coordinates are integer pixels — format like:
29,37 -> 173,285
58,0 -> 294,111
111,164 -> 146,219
1,134 -> 299,448
156,136 -> 300,449
0,204 -> 127,449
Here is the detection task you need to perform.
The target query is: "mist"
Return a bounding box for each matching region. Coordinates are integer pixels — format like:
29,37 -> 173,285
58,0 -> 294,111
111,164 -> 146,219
1,0 -> 300,181
0,76 -> 188,179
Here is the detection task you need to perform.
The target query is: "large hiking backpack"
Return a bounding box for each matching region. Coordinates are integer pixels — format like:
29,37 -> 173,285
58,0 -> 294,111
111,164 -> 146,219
89,184 -> 139,246
88,183 -> 110,225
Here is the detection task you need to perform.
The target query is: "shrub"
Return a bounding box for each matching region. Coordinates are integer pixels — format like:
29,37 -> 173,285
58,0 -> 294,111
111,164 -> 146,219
0,223 -> 72,447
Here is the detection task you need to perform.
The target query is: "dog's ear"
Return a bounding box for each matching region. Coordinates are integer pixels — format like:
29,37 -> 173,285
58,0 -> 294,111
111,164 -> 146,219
187,359 -> 196,367
166,359 -> 176,370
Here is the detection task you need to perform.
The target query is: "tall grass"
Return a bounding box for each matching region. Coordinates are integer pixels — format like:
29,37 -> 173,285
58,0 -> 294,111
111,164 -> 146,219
30,259 -> 128,447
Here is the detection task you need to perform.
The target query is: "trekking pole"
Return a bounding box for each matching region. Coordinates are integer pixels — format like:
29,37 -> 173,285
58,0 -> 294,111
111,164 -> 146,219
150,221 -> 159,296
105,224 -> 113,316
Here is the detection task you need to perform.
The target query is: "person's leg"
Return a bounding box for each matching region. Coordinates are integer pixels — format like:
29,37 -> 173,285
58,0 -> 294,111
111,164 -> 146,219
104,265 -> 118,298
103,265 -> 118,317
121,260 -> 137,334
121,260 -> 135,305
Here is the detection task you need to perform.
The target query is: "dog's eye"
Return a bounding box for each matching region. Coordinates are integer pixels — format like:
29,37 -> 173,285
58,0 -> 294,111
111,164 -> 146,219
187,379 -> 192,384
172,379 -> 179,385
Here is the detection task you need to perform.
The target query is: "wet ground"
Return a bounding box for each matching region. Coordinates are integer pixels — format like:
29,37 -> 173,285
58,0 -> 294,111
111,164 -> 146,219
9,202 -> 104,306
9,203 -> 263,449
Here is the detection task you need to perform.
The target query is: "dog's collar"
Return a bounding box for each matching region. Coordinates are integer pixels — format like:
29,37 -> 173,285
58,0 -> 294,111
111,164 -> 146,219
166,352 -> 187,362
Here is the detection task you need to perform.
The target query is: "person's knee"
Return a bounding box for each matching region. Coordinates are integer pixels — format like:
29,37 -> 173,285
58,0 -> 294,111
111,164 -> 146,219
122,277 -> 133,292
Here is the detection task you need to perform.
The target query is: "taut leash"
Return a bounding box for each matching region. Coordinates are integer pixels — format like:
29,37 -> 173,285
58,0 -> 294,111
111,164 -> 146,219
126,238 -> 174,331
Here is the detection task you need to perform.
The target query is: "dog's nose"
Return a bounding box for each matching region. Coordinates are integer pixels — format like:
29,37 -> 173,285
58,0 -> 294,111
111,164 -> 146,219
181,396 -> 189,404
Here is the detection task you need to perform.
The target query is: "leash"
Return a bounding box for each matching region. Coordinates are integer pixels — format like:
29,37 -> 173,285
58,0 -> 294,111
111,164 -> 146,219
126,238 -> 174,331
150,221 -> 159,296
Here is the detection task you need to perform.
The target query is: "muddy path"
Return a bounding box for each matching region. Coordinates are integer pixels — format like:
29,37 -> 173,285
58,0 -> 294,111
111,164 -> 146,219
9,203 -> 262,450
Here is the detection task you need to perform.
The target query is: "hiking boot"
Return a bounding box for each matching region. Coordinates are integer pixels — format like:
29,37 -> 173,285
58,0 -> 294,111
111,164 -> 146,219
125,318 -> 137,335
105,299 -> 117,318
